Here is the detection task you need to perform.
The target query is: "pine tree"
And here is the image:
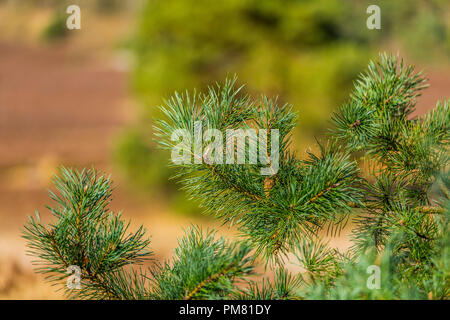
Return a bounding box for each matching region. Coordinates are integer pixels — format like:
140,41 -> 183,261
23,54 -> 449,299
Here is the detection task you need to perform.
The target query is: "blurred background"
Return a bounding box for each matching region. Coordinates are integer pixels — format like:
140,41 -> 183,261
0,0 -> 448,298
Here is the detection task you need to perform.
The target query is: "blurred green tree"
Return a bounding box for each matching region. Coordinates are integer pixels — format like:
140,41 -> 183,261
117,0 -> 449,209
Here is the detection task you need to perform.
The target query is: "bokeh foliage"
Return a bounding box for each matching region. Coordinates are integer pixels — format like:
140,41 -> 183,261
117,0 -> 449,209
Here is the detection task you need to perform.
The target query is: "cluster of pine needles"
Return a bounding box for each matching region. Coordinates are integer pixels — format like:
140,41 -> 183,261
23,54 -> 449,299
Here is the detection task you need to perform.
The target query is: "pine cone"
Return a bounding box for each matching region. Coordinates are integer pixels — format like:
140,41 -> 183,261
264,175 -> 276,198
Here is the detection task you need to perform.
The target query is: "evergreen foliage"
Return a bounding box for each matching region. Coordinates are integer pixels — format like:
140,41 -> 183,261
118,0 -> 449,195
24,54 -> 449,299
23,168 -> 254,299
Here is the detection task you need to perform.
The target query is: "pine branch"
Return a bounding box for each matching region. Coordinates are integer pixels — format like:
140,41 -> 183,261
23,167 -> 152,299
235,268 -> 303,300
149,226 -> 254,300
155,79 -> 363,263
24,54 -> 449,300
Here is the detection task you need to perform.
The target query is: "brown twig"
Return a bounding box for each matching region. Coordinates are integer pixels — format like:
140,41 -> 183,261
184,264 -> 236,300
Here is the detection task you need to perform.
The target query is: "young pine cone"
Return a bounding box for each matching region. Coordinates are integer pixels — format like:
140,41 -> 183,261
264,175 -> 276,198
